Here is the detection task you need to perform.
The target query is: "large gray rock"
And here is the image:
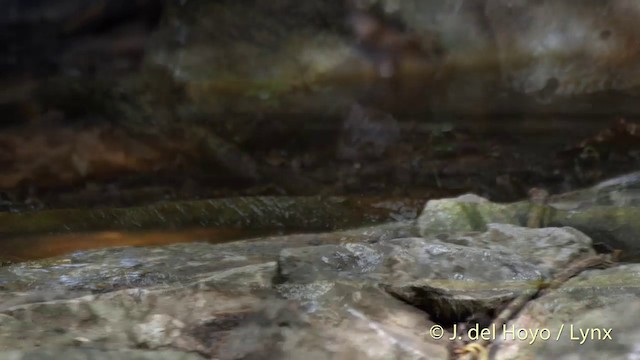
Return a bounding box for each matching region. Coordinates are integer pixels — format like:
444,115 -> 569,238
0,221 -> 414,298
0,349 -> 205,360
0,223 -> 427,358
493,265 -> 640,360
0,188 -> 636,359
549,171 -> 640,210
0,282 -> 270,354
275,241 -> 454,359
381,237 -> 545,321
534,299 -> 640,360
417,192 -> 640,259
417,194 -> 527,235
446,224 -> 596,274
385,224 -> 595,318
277,224 -> 594,322
222,287 -> 449,360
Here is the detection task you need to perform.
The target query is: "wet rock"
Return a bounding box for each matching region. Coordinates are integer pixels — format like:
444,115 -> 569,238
417,192 -> 640,258
451,224 -> 595,274
278,243 -> 386,284
0,285 -> 268,354
534,299 -> 640,360
382,237 -> 544,322
0,221 -> 413,302
0,243 -> 448,359
132,313 -> 188,349
549,206 -> 640,258
277,224 -> 593,324
218,294 -> 449,360
493,265 -> 640,360
417,194 -> 527,236
0,191 -> 630,359
0,349 -> 205,360
549,171 -> 640,210
546,173 -> 640,256
0,222 -> 422,356
0,242 -> 275,297
383,225 -> 593,320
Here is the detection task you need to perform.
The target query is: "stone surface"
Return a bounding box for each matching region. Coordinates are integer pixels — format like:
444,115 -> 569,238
0,222 -> 433,358
0,221 -> 414,297
493,265 -> 640,360
274,243 -> 453,360
382,237 -> 544,321
0,273 -> 271,352
454,224 -> 595,275
550,206 -> 640,259
391,223 -> 595,314
3,184 -> 640,359
417,194 -> 527,236
277,224 -> 594,323
223,289 -> 449,360
0,349 -> 205,360
534,299 -> 640,360
549,171 -> 640,210
0,218 -> 596,358
418,192 -> 640,259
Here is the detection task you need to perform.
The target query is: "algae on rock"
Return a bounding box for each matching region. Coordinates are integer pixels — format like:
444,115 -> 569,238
0,196 -> 424,237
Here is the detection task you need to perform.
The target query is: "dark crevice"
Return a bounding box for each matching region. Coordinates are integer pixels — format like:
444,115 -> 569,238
383,285 -> 505,330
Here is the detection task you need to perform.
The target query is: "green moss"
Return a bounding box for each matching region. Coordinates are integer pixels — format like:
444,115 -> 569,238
0,196 -> 423,237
